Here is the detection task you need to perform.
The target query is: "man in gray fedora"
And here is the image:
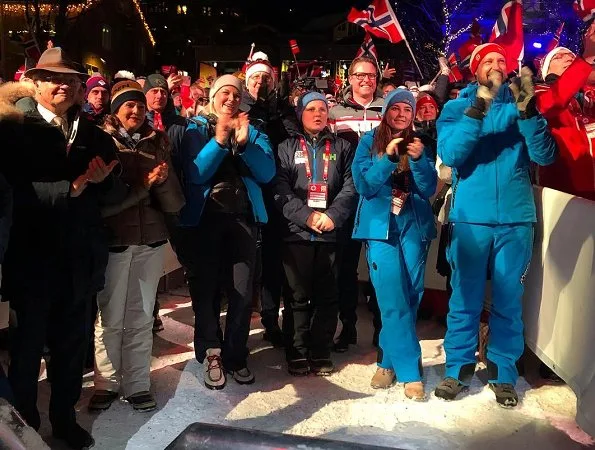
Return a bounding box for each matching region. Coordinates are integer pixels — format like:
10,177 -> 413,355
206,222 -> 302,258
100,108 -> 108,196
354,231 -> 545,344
0,47 -> 126,449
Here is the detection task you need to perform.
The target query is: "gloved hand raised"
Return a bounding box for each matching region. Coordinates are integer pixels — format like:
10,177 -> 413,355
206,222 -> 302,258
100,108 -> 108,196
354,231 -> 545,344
476,70 -> 503,109
509,66 -> 537,119
466,70 -> 503,119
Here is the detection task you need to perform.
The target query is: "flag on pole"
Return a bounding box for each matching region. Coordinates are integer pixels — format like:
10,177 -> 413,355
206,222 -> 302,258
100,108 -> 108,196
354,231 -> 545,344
447,53 -> 463,82
545,22 -> 564,53
355,32 -> 378,60
289,39 -> 300,55
347,0 -> 405,44
489,0 -> 525,72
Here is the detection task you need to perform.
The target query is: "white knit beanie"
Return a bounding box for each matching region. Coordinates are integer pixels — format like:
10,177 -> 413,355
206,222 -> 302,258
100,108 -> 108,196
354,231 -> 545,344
209,74 -> 243,102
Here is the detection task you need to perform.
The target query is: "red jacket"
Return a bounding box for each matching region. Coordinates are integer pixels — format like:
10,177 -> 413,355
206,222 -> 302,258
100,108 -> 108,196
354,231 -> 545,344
535,57 -> 595,201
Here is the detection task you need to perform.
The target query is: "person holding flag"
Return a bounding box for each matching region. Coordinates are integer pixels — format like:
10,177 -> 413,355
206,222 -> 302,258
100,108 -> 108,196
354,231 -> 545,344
435,43 -> 557,407
535,21 -> 595,201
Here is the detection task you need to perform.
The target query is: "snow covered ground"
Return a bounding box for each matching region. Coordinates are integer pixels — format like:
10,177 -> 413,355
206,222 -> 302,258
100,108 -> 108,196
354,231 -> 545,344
36,288 -> 594,449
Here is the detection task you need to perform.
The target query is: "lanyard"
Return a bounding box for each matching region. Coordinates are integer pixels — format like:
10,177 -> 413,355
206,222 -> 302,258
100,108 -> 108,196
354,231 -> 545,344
300,138 -> 331,182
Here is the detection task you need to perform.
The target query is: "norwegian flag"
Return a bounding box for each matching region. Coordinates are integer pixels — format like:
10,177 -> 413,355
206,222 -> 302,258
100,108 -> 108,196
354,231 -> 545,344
457,20 -> 483,68
489,0 -> 525,72
289,39 -> 300,56
355,32 -> 379,60
448,53 -> 463,83
347,0 -> 405,44
545,22 -> 564,53
20,33 -> 41,62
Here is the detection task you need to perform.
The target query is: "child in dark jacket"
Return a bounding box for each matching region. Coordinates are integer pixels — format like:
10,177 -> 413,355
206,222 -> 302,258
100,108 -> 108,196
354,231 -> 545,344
274,92 -> 357,376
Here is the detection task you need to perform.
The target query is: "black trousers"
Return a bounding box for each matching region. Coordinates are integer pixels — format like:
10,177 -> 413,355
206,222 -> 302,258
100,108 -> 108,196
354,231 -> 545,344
338,236 -> 362,330
176,213 -> 257,371
282,241 -> 338,360
8,267 -> 92,431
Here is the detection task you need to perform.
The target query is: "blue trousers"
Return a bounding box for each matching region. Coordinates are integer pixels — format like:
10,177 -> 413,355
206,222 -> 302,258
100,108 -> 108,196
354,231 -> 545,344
445,223 -> 533,385
367,211 -> 430,383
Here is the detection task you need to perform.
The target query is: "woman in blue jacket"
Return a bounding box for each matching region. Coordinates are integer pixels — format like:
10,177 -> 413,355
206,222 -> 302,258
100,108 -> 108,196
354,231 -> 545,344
177,75 -> 276,390
352,89 -> 437,400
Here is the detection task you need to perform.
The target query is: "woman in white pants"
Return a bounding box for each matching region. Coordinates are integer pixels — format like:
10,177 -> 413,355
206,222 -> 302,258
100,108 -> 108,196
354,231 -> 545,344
89,80 -> 184,411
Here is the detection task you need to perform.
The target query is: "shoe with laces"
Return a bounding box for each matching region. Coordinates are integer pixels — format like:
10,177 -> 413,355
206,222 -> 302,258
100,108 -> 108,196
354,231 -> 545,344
203,348 -> 226,390
489,383 -> 518,408
229,367 -> 255,385
435,377 -> 467,400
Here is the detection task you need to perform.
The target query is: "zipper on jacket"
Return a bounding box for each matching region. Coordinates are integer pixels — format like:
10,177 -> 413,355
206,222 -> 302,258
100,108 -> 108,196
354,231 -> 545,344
492,113 -> 499,221
451,178 -> 459,209
310,137 -> 318,242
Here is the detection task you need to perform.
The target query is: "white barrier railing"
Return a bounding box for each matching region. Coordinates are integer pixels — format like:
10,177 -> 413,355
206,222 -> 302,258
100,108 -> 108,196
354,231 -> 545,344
523,187 -> 595,437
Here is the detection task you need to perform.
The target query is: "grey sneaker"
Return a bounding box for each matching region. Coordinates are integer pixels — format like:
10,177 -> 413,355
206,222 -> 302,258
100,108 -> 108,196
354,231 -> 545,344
229,367 -> 255,385
203,348 -> 226,390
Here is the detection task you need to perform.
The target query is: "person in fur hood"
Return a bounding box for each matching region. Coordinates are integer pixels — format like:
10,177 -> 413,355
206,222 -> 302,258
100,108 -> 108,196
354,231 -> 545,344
0,48 -> 127,449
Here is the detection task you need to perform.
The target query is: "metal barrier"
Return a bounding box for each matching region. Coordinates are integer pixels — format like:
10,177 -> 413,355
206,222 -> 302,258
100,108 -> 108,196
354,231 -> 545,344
166,422 -> 397,450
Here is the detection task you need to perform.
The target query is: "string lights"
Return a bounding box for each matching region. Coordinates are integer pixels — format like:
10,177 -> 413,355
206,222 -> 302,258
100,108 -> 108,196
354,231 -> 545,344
131,0 -> 156,46
2,0 -> 155,46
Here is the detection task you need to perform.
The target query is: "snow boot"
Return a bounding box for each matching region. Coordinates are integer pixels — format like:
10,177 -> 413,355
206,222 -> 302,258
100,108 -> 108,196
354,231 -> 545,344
310,358 -> 334,376
404,381 -> 426,401
288,358 -> 310,376
489,383 -> 518,408
370,368 -> 395,389
435,377 -> 467,400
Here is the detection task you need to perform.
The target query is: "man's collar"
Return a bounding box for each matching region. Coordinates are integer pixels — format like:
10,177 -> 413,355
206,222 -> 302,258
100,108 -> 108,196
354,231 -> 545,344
37,103 -> 58,124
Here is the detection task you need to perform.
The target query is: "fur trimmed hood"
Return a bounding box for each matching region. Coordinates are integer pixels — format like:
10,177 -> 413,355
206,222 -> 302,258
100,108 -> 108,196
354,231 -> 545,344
0,82 -> 36,123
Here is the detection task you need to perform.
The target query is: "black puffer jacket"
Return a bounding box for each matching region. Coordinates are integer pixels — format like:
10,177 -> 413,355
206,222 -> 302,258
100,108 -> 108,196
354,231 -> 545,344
274,129 -> 357,242
101,116 -> 185,247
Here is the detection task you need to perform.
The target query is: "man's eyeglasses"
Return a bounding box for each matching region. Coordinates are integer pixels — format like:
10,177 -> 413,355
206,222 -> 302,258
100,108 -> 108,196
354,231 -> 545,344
350,72 -> 377,81
40,75 -> 81,87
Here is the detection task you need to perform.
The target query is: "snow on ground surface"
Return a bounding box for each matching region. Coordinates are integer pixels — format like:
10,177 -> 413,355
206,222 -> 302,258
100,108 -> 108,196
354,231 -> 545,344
36,288 -> 594,449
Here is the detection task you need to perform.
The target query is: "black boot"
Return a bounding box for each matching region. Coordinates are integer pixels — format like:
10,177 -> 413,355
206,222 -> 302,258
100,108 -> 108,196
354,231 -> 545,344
263,324 -> 285,348
333,325 -> 357,353
53,421 -> 94,449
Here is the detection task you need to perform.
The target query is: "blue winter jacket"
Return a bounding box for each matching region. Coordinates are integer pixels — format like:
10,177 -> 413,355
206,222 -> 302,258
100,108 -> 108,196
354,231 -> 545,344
352,130 -> 438,242
178,118 -> 275,226
437,83 -> 557,224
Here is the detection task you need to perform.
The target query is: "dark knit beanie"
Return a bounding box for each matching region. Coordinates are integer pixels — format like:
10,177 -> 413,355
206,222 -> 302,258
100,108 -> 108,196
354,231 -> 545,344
85,75 -> 109,98
111,80 -> 147,114
143,74 -> 168,94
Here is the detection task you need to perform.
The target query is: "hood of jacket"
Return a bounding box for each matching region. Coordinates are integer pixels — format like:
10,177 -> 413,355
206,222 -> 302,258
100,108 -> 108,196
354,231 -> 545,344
0,82 -> 36,123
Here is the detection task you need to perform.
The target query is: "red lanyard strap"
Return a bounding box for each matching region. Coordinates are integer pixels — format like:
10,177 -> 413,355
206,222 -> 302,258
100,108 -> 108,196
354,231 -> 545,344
300,138 -> 331,182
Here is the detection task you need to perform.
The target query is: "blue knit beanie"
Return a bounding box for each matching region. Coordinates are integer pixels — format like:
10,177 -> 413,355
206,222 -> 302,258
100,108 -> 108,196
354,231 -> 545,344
382,88 -> 416,115
296,91 -> 328,120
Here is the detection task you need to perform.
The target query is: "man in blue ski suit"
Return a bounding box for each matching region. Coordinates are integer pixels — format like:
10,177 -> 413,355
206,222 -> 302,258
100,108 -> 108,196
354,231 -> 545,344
435,43 -> 557,407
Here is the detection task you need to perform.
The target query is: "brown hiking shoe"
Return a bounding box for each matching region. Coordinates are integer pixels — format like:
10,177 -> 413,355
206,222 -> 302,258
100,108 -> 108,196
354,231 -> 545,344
404,381 -> 426,401
203,348 -> 226,390
370,367 -> 396,389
